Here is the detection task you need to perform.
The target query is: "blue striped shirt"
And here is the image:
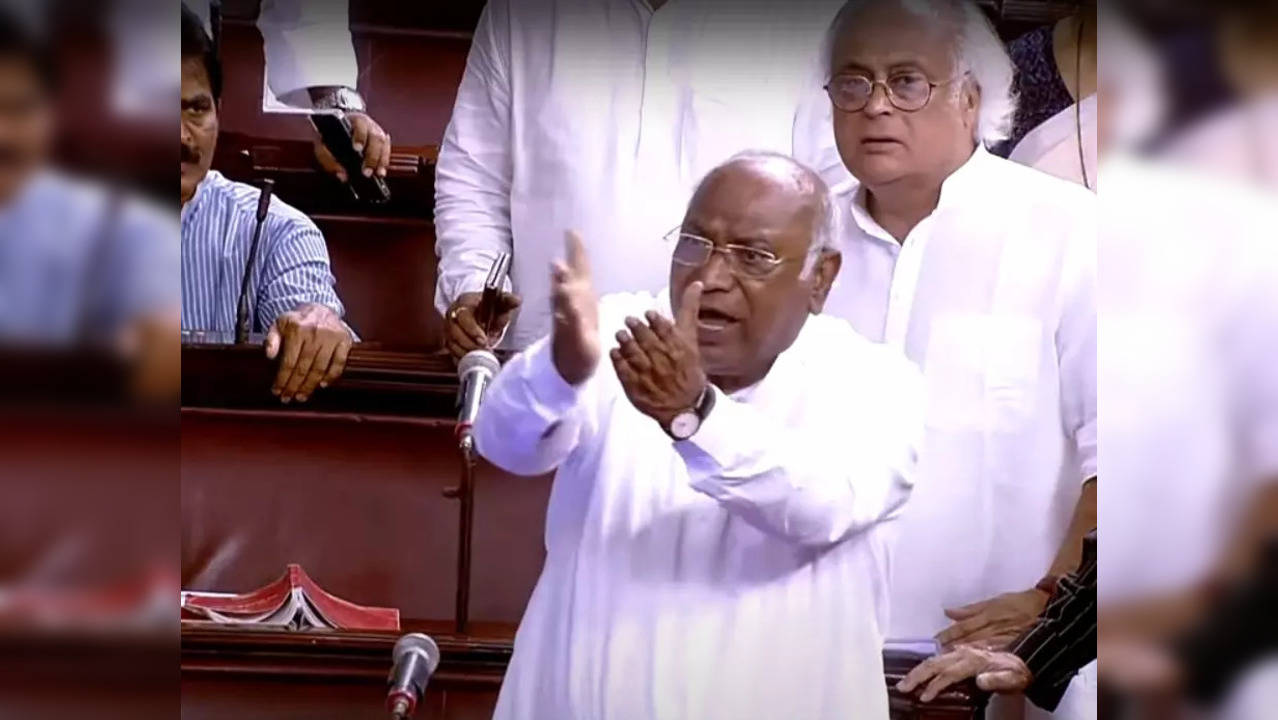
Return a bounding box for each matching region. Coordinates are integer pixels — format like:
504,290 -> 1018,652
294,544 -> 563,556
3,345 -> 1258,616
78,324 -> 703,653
0,170 -> 178,344
181,170 -> 346,334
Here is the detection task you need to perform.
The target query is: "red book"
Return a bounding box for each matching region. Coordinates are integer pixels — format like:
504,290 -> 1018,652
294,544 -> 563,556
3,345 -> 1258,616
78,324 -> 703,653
182,564 -> 399,631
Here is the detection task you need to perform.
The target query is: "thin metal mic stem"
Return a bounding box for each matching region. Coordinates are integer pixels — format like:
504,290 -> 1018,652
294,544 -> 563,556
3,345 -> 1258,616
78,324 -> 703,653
235,179 -> 275,344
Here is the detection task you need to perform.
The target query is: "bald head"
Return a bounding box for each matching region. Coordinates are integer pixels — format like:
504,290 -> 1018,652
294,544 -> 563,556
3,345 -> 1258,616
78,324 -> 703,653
691,151 -> 835,276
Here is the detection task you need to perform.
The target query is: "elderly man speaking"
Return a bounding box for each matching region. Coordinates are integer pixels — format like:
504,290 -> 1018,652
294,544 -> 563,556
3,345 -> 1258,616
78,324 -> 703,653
474,152 -> 923,720
820,2 -> 1097,719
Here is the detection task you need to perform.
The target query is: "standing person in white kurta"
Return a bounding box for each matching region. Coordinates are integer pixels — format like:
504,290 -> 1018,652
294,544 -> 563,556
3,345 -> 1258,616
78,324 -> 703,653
819,2 -> 1097,718
475,153 -> 924,720
433,0 -> 851,358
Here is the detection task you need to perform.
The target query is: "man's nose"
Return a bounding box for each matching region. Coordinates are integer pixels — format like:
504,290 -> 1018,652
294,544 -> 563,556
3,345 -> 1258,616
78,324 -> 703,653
180,119 -> 193,146
863,82 -> 893,116
695,249 -> 735,291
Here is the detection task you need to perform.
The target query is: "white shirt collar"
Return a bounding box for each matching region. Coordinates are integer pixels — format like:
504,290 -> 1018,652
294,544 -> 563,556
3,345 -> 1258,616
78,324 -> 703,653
844,144 -> 989,244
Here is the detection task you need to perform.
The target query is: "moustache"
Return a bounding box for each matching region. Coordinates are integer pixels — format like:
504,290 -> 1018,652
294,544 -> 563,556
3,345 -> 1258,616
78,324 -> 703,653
180,144 -> 199,164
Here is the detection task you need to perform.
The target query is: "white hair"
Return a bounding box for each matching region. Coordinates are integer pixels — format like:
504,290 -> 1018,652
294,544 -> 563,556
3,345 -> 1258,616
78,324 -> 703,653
704,151 -> 838,280
823,0 -> 1018,147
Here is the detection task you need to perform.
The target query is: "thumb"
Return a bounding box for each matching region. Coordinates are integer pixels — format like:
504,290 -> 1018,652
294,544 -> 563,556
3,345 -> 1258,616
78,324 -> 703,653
676,281 -> 703,332
564,230 -> 590,277
264,324 -> 281,359
976,669 -> 1027,693
945,602 -> 986,620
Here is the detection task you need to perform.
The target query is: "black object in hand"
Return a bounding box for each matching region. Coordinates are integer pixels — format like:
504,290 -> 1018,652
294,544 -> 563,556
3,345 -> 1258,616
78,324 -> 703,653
311,112 -> 391,204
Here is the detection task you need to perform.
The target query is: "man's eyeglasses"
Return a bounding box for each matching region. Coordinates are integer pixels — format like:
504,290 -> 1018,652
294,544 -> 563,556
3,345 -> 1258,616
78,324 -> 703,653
823,71 -> 964,113
665,228 -> 790,279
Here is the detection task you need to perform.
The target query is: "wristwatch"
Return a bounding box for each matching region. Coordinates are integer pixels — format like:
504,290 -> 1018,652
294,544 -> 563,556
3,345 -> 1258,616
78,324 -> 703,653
309,86 -> 367,114
666,385 -> 716,441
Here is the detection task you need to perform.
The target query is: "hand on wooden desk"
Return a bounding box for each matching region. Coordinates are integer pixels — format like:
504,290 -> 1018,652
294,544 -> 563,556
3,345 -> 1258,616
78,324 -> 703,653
897,645 -> 1032,702
314,112 -> 391,183
264,303 -> 354,403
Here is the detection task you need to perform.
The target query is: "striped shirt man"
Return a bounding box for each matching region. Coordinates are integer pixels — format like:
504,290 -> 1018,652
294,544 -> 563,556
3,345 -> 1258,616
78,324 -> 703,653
0,170 -> 177,344
180,169 -> 346,335
1009,530 -> 1098,711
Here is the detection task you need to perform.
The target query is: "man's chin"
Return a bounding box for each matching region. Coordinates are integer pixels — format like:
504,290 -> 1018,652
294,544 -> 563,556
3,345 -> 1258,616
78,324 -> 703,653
180,170 -> 200,201
697,343 -> 740,380
850,155 -> 909,186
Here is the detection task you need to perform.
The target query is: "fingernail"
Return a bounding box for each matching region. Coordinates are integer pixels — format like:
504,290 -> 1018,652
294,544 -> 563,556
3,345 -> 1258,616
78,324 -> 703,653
281,396 -> 291,404
296,395 -> 308,403
271,387 -> 281,395
378,168 -> 387,177
319,382 -> 328,389
363,167 -> 373,178
352,143 -> 364,153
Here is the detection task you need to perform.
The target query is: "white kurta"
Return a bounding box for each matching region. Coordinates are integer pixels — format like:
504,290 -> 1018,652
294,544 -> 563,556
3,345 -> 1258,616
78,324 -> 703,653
475,291 -> 924,720
434,0 -> 848,349
823,147 -> 1098,640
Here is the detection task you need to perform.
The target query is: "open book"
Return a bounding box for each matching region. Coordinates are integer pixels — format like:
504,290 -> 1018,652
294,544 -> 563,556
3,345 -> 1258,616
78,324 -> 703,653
181,564 -> 399,631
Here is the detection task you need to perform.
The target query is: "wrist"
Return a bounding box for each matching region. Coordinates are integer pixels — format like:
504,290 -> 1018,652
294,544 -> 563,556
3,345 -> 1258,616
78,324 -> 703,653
664,383 -> 715,441
308,86 -> 366,113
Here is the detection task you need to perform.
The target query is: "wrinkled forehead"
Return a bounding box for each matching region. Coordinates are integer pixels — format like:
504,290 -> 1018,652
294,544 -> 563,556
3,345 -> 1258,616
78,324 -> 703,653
683,164 -> 818,253
827,0 -> 959,77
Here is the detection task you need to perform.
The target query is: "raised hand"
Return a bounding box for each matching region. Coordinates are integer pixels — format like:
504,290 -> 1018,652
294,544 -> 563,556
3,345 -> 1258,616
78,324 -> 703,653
610,280 -> 706,428
550,230 -> 600,385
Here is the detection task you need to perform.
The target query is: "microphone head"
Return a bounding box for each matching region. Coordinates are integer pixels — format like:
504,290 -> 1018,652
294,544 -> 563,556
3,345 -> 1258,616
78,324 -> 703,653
393,632 -> 441,675
457,349 -> 500,378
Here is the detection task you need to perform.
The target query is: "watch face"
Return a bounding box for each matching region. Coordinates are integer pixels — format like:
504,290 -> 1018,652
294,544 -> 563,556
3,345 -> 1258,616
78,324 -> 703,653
668,411 -> 700,440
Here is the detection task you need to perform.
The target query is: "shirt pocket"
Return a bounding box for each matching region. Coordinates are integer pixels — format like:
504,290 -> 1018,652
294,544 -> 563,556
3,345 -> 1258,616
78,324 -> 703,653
923,313 -> 1042,433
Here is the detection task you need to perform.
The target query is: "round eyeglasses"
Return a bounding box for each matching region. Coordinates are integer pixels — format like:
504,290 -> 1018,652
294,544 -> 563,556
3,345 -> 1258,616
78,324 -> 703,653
823,71 -> 963,113
664,228 -> 791,279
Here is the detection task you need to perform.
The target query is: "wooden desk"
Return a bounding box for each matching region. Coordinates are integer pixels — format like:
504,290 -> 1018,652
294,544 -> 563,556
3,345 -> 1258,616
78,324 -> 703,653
181,624 -> 986,720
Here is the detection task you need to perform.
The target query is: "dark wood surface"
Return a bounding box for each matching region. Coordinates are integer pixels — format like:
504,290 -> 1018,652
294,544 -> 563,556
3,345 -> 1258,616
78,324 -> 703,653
181,624 -> 987,720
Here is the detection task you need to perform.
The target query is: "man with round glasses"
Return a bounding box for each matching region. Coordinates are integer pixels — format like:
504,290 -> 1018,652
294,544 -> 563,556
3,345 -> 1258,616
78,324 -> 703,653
472,151 -> 923,720
819,2 -> 1098,719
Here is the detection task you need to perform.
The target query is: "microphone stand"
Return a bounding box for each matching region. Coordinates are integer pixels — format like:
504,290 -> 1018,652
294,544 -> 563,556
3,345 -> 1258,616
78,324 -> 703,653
443,433 -> 476,635
235,179 -> 275,344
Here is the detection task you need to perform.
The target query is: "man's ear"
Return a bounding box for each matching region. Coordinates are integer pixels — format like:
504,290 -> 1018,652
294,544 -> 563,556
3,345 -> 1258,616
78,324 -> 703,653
963,82 -> 981,135
808,249 -> 842,314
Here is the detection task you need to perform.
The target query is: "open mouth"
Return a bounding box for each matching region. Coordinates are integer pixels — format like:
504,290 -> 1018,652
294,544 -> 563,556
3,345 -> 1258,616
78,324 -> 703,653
697,308 -> 739,331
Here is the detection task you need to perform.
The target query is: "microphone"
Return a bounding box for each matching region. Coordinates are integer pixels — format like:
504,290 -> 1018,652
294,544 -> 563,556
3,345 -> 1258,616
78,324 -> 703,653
456,349 -> 500,454
385,633 -> 440,719
235,178 -> 275,344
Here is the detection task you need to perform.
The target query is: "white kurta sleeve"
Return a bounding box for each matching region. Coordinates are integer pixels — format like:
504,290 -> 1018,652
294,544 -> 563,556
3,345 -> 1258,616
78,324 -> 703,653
474,336 -> 592,477
257,0 -> 358,102
675,358 -> 923,548
432,0 -> 515,316
1057,211 -> 1098,482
